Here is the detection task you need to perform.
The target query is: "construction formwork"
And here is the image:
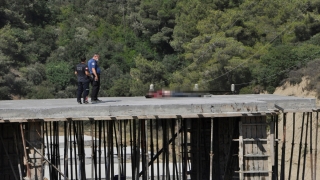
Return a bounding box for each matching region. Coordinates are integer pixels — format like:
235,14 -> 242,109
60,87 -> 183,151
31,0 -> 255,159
0,95 -> 319,180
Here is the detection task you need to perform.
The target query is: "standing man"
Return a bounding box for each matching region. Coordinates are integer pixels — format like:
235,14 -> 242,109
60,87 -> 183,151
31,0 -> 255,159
75,57 -> 90,104
88,53 -> 102,102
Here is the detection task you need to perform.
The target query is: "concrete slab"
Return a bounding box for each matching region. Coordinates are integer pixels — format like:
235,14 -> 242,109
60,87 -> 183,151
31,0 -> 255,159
0,94 -> 316,121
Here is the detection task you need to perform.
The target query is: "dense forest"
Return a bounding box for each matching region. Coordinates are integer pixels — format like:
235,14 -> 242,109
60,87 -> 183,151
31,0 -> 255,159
0,0 -> 320,100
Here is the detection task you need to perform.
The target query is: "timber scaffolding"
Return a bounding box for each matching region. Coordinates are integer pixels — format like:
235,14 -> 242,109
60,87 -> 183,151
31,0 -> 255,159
0,94 -> 319,180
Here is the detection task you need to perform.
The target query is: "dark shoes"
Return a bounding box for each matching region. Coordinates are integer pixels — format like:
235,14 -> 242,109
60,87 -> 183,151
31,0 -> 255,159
77,100 -> 89,104
79,99 -> 101,104
91,99 -> 102,103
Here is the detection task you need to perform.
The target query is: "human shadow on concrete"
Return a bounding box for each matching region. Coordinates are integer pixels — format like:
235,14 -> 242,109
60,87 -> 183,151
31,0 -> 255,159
91,100 -> 122,104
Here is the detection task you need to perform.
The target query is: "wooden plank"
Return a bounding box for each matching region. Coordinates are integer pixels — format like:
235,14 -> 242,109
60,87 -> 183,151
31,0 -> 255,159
261,116 -> 269,179
257,116 -> 267,179
251,117 -> 258,180
244,117 -> 253,180
269,117 -> 275,179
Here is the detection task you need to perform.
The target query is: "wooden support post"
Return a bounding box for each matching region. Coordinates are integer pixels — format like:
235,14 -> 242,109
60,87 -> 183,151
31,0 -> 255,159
280,113 -> 286,180
90,119 -> 94,180
314,112 -> 319,180
0,134 -> 19,180
302,112 -> 309,178
12,124 -> 23,180
156,119 -> 160,180
20,123 -> 31,179
150,119 -> 154,180
310,113 -> 313,180
145,119 -> 149,180
103,121 -> 107,180
115,120 -> 122,180
209,118 -> 214,180
288,113 -> 295,180
124,120 -> 127,179
177,118 -> 182,180
297,112 -> 305,179
239,120 -> 243,180
64,120 -> 70,180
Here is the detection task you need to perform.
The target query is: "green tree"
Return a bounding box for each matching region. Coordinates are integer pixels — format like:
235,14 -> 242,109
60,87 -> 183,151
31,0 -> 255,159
130,54 -> 166,95
46,61 -> 73,91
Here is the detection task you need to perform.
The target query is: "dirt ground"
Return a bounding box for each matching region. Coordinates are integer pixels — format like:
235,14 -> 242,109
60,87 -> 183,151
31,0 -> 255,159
272,77 -> 320,179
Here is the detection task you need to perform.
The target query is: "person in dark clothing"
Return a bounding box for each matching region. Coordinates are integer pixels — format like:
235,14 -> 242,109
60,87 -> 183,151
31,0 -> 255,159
88,53 -> 102,103
75,57 -> 90,104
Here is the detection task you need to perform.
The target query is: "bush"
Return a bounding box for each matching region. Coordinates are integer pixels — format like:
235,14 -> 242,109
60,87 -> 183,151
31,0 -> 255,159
46,61 -> 73,90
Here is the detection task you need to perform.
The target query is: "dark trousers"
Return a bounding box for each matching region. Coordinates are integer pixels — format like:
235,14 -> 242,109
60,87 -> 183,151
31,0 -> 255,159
77,81 -> 89,102
91,74 -> 100,100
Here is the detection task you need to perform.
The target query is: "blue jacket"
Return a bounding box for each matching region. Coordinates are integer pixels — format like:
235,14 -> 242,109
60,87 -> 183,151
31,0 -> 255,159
88,58 -> 101,74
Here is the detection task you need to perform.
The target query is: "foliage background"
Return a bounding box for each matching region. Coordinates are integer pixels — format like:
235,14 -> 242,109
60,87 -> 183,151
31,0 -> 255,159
0,0 -> 320,100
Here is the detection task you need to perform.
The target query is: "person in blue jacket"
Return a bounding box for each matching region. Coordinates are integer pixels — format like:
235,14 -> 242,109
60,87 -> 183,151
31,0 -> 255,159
88,54 -> 102,102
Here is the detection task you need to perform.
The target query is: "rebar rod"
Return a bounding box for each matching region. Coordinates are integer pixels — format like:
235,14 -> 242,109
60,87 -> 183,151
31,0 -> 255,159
310,112 -> 313,180
99,120 -> 102,180
314,112 -> 319,180
288,113 -> 295,180
302,112 -> 309,178
280,113 -> 287,180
